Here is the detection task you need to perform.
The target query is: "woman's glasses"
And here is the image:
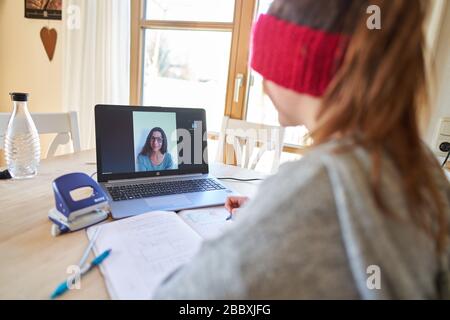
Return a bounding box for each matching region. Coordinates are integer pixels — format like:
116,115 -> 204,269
150,137 -> 163,144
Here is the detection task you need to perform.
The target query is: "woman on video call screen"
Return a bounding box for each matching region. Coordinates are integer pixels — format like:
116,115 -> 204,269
137,127 -> 174,172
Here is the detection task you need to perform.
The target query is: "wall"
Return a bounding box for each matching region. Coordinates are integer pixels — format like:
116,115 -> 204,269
0,0 -> 63,161
0,0 -> 62,113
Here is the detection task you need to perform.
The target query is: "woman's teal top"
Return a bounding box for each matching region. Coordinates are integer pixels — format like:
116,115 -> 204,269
137,153 -> 174,172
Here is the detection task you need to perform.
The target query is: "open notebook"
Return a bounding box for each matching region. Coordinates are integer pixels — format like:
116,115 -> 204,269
86,206 -> 233,300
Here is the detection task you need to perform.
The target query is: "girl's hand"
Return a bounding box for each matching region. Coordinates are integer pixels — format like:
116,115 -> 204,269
225,196 -> 249,214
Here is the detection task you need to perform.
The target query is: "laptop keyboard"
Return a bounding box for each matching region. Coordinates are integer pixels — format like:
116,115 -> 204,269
106,178 -> 226,202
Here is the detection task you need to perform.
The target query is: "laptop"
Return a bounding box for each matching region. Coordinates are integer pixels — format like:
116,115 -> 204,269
95,105 -> 236,219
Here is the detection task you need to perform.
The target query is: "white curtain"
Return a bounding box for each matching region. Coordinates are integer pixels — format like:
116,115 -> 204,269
62,0 -> 130,150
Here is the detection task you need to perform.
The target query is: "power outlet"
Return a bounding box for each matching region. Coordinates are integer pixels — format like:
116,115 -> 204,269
434,117 -> 450,158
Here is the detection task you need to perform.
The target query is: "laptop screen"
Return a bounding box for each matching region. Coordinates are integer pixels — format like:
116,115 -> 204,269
95,105 -> 209,182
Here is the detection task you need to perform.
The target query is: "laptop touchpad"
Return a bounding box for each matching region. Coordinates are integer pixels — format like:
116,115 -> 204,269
144,195 -> 192,209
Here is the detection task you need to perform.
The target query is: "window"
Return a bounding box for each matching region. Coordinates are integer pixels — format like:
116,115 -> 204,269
130,0 -> 306,155
142,29 -> 232,132
130,0 -> 256,133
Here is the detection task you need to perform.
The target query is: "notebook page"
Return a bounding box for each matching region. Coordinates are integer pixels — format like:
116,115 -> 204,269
87,211 -> 202,300
178,206 -> 234,240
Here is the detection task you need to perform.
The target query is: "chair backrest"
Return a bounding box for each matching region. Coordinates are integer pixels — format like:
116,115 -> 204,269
0,112 -> 81,158
215,116 -> 285,173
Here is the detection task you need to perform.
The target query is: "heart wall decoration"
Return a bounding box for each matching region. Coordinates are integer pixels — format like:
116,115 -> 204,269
40,27 -> 58,61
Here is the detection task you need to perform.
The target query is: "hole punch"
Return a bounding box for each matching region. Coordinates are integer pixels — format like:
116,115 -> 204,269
48,173 -> 110,236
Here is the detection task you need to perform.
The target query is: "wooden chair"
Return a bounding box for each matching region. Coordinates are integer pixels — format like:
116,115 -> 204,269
0,112 -> 81,158
215,116 -> 285,173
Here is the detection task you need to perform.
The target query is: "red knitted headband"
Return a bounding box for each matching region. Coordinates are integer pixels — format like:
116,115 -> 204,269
250,14 -> 350,97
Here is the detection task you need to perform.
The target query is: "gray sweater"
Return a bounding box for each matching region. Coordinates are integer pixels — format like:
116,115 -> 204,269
154,140 -> 450,299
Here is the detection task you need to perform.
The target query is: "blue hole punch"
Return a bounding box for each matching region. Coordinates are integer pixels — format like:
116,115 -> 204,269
48,173 -> 110,236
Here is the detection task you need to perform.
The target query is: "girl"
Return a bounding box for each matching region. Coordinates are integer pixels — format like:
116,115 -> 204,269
154,0 -> 450,299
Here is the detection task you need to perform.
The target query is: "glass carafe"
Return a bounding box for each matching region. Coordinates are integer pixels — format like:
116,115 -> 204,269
4,93 -> 41,179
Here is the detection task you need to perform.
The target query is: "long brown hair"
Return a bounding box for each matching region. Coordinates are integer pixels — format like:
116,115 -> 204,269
310,0 -> 448,253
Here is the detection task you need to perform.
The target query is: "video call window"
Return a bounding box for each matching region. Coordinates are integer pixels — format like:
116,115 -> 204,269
133,111 -> 179,172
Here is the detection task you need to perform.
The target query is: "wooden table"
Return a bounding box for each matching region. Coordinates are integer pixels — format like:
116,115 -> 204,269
0,150 -> 265,299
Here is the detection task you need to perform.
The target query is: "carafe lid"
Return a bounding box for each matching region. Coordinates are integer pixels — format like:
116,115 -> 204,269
9,92 -> 29,102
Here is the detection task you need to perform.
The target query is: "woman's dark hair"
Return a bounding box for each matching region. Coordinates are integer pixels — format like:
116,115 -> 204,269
140,127 -> 168,156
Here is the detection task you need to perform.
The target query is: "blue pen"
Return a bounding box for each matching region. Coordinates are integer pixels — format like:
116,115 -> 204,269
50,249 -> 112,300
